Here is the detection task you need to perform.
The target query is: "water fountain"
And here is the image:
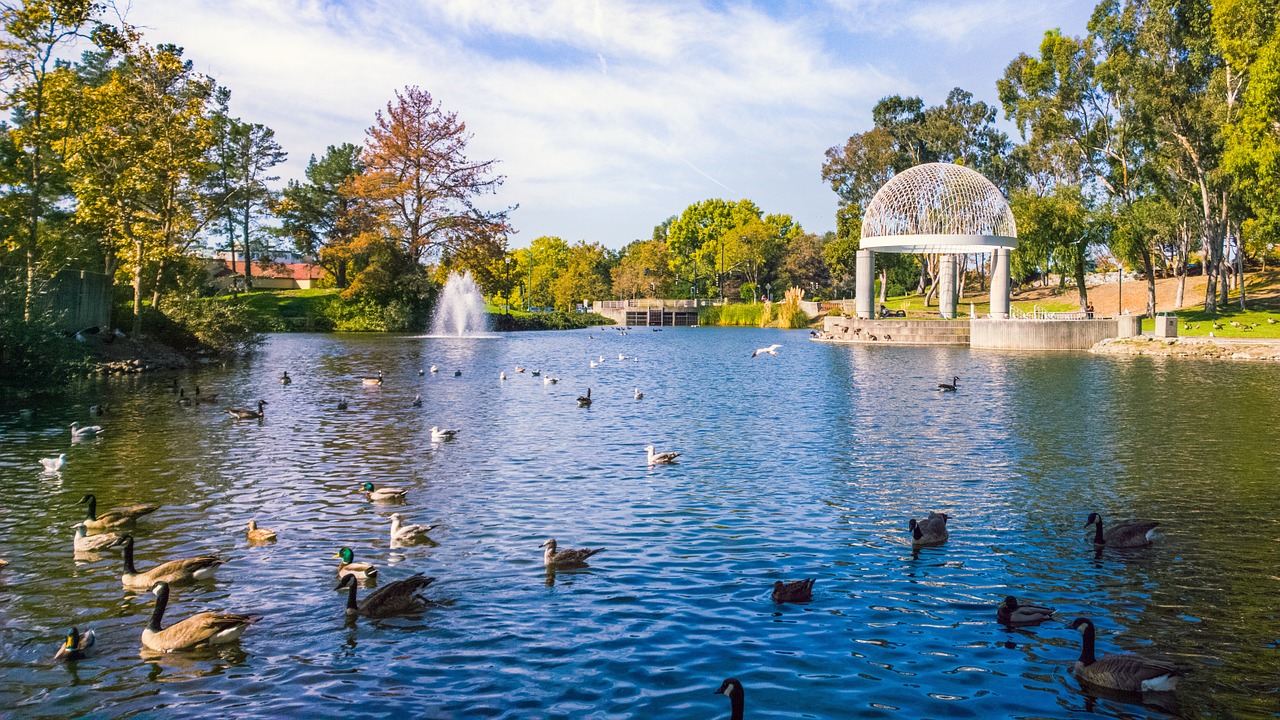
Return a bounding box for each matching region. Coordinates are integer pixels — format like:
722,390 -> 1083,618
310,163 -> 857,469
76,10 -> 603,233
430,271 -> 489,336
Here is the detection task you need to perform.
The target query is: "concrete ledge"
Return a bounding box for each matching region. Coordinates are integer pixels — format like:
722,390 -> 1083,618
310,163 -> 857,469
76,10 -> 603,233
971,318 -> 1135,350
820,317 -> 969,345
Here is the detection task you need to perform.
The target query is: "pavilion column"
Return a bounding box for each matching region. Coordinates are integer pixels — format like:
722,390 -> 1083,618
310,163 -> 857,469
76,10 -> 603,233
938,253 -> 957,319
989,247 -> 1010,318
855,249 -> 874,319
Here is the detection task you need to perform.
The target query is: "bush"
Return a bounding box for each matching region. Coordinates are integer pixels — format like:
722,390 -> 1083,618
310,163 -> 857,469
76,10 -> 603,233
490,310 -> 613,331
700,303 -> 763,326
320,296 -> 390,331
159,297 -> 263,355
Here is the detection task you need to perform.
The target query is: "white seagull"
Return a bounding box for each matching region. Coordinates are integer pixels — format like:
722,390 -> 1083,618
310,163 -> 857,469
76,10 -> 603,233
70,422 -> 102,441
634,388 -> 643,400
429,365 -> 439,373
430,426 -> 460,442
646,445 -> 681,465
618,353 -> 627,361
590,360 -> 598,368
500,372 -> 507,381
752,344 -> 782,358
544,377 -> 559,385
390,513 -> 438,545
40,454 -> 66,472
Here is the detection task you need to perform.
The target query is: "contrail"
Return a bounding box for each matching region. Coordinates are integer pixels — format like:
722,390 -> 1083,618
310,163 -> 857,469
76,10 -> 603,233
650,135 -> 736,194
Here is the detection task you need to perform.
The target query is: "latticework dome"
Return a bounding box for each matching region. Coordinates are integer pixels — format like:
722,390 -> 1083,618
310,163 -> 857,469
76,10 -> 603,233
859,163 -> 1017,253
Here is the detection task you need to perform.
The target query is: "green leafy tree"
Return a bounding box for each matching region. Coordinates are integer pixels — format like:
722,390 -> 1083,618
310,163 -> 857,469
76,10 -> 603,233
611,238 -> 671,299
277,143 -> 365,288
551,240 -> 609,311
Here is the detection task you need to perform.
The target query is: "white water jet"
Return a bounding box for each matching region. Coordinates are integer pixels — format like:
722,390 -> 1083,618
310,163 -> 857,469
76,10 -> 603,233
430,271 -> 489,336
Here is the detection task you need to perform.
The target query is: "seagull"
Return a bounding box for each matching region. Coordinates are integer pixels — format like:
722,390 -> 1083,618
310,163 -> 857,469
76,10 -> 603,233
752,344 -> 782,358
411,394 -> 422,407
500,372 -> 507,381
598,355 -> 605,363
646,445 -> 680,465
618,353 -> 627,361
590,360 -> 598,368
390,513 -> 438,545
430,365 -> 439,373
430,426 -> 459,442
70,422 -> 102,441
633,388 -> 643,400
544,377 -> 558,385
40,453 -> 66,472
515,366 -> 526,373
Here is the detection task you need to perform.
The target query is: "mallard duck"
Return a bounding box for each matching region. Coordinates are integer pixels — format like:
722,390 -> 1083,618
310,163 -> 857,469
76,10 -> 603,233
333,547 -> 378,581
772,578 -> 815,603
53,626 -> 95,662
1069,618 -> 1182,693
73,523 -> 124,552
633,388 -> 643,400
70,422 -> 103,441
576,388 -> 592,407
361,482 -> 408,502
227,400 -> 267,419
361,370 -> 384,385
142,581 -> 258,652
390,514 -> 437,545
540,538 -> 602,570
430,426 -> 459,442
40,453 -> 65,472
78,494 -> 159,530
646,445 -> 680,465
909,512 -> 949,546
997,596 -> 1055,625
938,376 -> 959,392
336,572 -> 435,617
715,678 -> 746,720
411,394 -> 422,407
280,371 -> 292,385
246,520 -> 277,543
120,535 -> 223,589
1085,513 -> 1159,548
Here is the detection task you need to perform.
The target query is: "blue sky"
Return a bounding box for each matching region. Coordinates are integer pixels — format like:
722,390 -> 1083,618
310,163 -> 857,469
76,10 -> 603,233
127,0 -> 1097,250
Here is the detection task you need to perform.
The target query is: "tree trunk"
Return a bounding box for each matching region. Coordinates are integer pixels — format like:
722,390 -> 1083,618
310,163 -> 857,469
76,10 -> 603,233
1075,240 -> 1088,311
131,231 -> 144,337
336,258 -> 347,289
878,269 -> 887,304
1141,247 -> 1156,318
1237,220 -> 1247,310
957,255 -> 966,301
242,202 -> 254,288
151,258 -> 165,310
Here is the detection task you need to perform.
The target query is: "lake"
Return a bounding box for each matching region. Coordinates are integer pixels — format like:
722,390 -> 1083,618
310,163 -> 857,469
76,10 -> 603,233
1,328 -> 1278,719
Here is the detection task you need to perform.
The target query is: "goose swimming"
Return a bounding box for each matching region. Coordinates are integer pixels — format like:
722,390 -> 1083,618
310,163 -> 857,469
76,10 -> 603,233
751,344 -> 782,358
361,482 -> 408,502
1085,513 -> 1159,548
336,573 -> 435,617
337,397 -> 349,410
576,388 -> 592,407
1069,618 -> 1182,693
997,596 -> 1055,625
227,400 -> 267,419
246,519 -> 277,544
40,454 -> 65,472
361,370 -> 384,385
772,578 -> 815,603
714,678 -> 746,720
53,627 -> 95,662
78,494 -> 159,530
142,581 -> 257,652
193,386 -> 218,403
646,445 -> 680,465
120,534 -> 223,589
333,547 -> 378,581
540,538 -> 602,570
73,523 -> 124,552
390,513 -> 438,545
70,422 -> 102,441
909,512 -> 949,546
938,376 -> 959,392
280,371 -> 292,385
430,426 -> 459,442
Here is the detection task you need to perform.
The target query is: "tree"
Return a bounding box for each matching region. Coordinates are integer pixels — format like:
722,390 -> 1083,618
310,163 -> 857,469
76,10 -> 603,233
207,100 -> 285,289
551,240 -> 609,311
1010,186 -> 1093,307
277,143 -> 365,288
611,238 -> 671,299
664,198 -> 763,293
778,231 -> 831,297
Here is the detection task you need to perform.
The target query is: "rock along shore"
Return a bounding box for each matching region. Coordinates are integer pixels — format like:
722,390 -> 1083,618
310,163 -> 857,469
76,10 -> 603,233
1091,336 -> 1280,362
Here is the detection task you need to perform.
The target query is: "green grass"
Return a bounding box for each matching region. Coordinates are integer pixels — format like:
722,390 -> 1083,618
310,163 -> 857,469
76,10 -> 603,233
1141,308 -> 1280,338
213,288 -> 338,331
700,303 -> 764,326
836,292 -> 1077,317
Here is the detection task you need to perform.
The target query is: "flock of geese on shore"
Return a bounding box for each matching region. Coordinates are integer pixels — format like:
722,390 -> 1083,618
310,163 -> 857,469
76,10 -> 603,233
16,341 -> 1184,717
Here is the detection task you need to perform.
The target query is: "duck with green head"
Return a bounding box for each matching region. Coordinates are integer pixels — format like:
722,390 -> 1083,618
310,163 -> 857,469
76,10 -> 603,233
360,482 -> 408,502
333,547 -> 378,581
53,626 -> 95,662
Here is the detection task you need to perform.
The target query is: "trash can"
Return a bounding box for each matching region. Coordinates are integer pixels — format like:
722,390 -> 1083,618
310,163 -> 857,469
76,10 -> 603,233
1154,314 -> 1178,338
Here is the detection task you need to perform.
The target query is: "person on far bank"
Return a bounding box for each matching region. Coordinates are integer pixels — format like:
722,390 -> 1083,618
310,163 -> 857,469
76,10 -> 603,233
1086,302 -> 1094,319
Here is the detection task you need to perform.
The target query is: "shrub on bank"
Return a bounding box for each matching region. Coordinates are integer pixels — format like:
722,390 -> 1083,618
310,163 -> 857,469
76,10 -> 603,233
490,310 -> 613,331
0,278 -> 90,385
701,303 -> 764,326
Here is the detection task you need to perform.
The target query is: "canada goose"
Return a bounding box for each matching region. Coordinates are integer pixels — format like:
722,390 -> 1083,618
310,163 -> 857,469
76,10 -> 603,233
430,426 -> 459,442
772,578 -> 815,603
88,404 -> 105,416
337,397 -> 349,410
177,389 -> 192,407
938,376 -> 959,392
361,370 -> 384,385
53,626 -> 95,662
193,386 -> 218,403
40,454 -> 65,472
280,371 -> 292,385
142,581 -> 258,652
714,678 -> 745,720
78,494 -> 159,530
70,422 -> 102,441
1212,321 -> 1223,330
1269,317 -> 1277,325
752,344 -> 782,358
633,388 -> 643,400
909,512 -> 949,546
120,534 -> 223,589
1069,618 -> 1182,693
576,388 -> 592,407
646,445 -> 680,465
336,572 -> 435,617
333,547 -> 379,581
453,370 -> 462,377
429,365 -> 439,373
73,523 -> 124,552
540,538 -> 602,570
411,394 -> 422,407
390,513 -> 438,545
227,400 -> 267,419
360,482 -> 408,502
1085,513 -> 1159,548
997,596 -> 1055,625
246,520 -> 277,544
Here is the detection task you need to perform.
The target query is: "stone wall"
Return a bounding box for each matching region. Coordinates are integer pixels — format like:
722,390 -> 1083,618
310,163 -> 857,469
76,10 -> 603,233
971,317 -> 1139,350
820,316 -> 969,345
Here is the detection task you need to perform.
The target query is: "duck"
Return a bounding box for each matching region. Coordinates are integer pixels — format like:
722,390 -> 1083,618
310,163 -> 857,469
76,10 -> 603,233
515,366 -> 526,373
909,512 -> 949,546
360,482 -> 408,502
0,558 -> 8,571
141,581 -> 258,652
193,386 -> 218,403
576,388 -> 592,407
411,394 -> 423,407
1069,618 -> 1182,693
279,371 -> 292,385
772,578 -> 815,603
73,523 -> 124,552
1085,512 -> 1159,548
418,368 -> 425,376
430,426 -> 459,442
453,369 -> 462,377
70,422 -> 103,441
540,538 -> 602,570
246,519 -> 277,543
120,534 -> 223,589
361,370 -> 384,385
429,365 -> 439,374
337,397 -> 349,410
226,400 -> 267,419
333,547 -> 379,581
997,596 -> 1055,625
938,376 -> 959,392
646,445 -> 680,465
543,376 -> 558,385
336,573 -> 435,617
40,453 -> 65,472
499,372 -> 507,381
531,369 -> 541,377
390,513 -> 438,545
714,678 -> 746,720
177,388 -> 192,407
53,626 -> 96,662
88,404 -> 105,416
633,388 -> 643,400
78,493 -> 159,530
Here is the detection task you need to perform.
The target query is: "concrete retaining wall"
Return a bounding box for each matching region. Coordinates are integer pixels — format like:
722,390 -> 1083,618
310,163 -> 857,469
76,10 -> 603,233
971,317 -> 1138,350
821,316 -> 969,345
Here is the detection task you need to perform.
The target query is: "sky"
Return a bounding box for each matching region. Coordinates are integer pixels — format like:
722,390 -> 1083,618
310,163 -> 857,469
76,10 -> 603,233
123,0 -> 1098,250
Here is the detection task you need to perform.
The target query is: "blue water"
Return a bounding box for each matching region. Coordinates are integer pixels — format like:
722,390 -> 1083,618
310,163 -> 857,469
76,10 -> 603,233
1,328 -> 1278,718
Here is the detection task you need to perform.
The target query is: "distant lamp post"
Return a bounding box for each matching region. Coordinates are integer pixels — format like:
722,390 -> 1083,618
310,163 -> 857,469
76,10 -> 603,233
766,282 -> 772,302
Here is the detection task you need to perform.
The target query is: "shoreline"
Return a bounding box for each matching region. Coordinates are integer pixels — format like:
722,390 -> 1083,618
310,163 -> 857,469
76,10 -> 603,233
1090,335 -> 1280,361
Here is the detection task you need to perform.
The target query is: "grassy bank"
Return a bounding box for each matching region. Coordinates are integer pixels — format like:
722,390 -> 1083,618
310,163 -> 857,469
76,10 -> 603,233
700,303 -> 764,326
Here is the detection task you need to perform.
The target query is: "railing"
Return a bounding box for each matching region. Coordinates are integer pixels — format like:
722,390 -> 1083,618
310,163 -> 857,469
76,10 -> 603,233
595,299 -> 715,311
1010,305 -> 1090,320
